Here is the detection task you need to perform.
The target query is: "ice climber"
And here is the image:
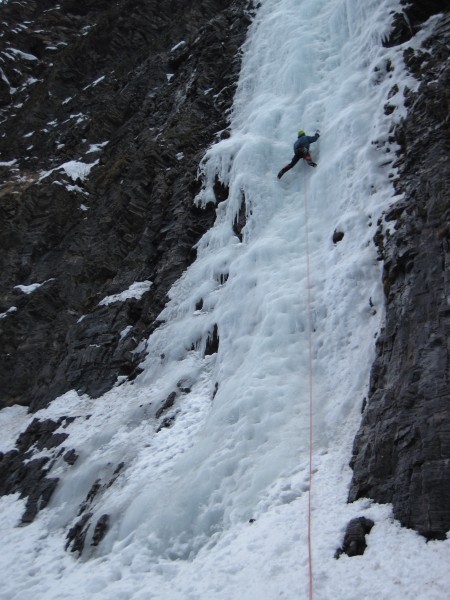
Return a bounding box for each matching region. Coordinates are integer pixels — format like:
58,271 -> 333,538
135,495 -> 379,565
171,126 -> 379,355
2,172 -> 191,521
277,129 -> 320,179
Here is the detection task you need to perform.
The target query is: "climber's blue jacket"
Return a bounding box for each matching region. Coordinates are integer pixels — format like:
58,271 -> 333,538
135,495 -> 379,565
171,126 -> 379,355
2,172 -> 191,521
294,132 -> 320,154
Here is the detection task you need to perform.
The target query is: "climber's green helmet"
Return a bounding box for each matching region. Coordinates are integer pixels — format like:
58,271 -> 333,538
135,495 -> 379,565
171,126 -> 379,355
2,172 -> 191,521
297,130 -> 305,136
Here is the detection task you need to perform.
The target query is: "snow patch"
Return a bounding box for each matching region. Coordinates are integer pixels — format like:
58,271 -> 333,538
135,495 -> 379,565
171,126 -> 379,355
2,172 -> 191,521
39,159 -> 99,183
14,283 -> 42,294
83,75 -> 106,90
171,40 -> 187,52
98,281 -> 153,306
86,141 -> 109,154
8,47 -> 38,61
0,306 -> 17,319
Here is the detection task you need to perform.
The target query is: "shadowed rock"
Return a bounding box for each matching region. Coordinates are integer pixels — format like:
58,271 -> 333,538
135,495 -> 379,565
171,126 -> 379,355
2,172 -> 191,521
0,417 -> 72,523
335,517 -> 375,558
349,5 -> 450,541
0,0 -> 252,411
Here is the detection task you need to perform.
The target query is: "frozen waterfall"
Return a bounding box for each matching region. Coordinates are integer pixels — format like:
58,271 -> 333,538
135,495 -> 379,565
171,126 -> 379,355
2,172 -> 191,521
1,1 -> 448,599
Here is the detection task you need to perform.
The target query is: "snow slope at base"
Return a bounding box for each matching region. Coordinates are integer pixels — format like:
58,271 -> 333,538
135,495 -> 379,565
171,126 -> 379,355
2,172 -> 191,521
0,421 -> 448,600
0,0 -> 448,598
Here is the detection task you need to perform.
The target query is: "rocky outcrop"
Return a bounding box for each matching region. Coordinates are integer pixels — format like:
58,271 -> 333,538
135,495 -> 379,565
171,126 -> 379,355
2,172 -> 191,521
65,463 -> 123,554
349,2 -> 450,540
0,0 -> 252,411
0,417 -> 74,522
335,517 -> 374,558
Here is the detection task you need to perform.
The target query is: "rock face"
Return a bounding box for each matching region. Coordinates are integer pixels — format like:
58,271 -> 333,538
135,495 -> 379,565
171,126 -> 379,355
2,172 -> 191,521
0,0 -> 252,411
0,417 -> 73,523
349,2 -> 450,540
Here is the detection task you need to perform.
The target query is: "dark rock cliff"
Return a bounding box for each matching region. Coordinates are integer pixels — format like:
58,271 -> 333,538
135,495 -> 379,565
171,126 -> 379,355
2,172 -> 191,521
0,0 -> 252,411
349,0 -> 450,540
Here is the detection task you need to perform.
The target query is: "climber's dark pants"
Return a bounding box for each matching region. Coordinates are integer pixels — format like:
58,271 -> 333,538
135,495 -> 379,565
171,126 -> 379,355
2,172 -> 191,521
286,152 -> 303,169
278,147 -> 311,178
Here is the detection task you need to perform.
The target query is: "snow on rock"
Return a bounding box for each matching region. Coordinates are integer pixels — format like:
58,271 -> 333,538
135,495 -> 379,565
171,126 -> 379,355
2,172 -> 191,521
0,306 -> 17,318
7,47 -> 38,61
14,283 -> 42,294
170,40 -> 187,53
98,281 -> 153,306
86,141 -> 109,154
14,279 -> 53,294
39,159 -> 99,183
83,75 -> 106,90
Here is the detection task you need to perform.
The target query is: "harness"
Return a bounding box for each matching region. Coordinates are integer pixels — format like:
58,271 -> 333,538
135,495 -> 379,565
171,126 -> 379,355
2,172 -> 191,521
296,146 -> 308,158
294,137 -> 309,157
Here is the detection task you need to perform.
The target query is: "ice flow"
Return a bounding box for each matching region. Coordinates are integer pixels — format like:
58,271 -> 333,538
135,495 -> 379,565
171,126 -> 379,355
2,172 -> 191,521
3,1 -> 443,599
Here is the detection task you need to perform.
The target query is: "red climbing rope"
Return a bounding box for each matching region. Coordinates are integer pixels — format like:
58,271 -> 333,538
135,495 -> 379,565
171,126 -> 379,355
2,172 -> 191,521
303,177 -> 314,600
